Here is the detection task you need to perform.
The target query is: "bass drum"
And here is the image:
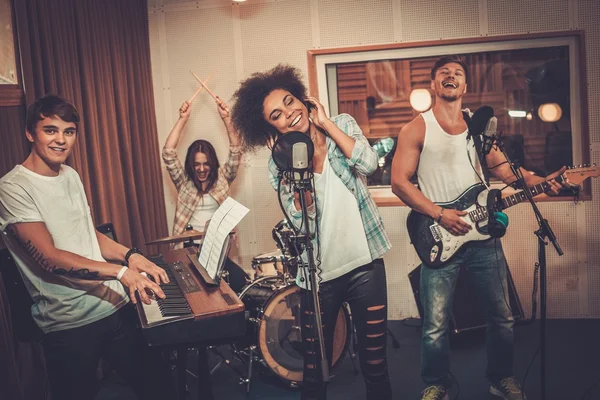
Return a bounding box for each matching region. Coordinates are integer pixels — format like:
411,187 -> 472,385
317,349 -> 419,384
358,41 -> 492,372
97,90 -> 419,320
238,276 -> 350,385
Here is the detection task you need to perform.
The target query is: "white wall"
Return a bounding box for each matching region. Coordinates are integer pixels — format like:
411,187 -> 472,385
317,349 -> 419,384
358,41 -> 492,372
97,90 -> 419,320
148,0 -> 600,320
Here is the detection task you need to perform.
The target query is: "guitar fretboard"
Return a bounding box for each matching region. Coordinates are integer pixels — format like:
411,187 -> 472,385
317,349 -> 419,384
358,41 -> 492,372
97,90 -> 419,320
500,180 -> 553,209
468,176 -> 562,223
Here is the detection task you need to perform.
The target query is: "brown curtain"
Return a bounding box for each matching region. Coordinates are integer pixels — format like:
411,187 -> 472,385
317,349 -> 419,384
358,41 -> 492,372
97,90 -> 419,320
13,0 -> 168,249
0,106 -> 28,177
1,0 -> 169,399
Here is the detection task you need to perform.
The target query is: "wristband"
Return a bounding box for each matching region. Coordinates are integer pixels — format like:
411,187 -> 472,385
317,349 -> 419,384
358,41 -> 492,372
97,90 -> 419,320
116,266 -> 128,281
436,208 -> 444,223
124,247 -> 143,265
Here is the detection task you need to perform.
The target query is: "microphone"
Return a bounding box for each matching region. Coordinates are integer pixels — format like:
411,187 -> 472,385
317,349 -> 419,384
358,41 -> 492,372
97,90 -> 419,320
469,105 -> 499,155
292,141 -> 309,181
481,116 -> 498,155
272,131 -> 314,184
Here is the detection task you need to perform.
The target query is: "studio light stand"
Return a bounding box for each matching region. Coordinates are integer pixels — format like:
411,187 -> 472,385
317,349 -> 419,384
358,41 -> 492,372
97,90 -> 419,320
496,138 -> 563,400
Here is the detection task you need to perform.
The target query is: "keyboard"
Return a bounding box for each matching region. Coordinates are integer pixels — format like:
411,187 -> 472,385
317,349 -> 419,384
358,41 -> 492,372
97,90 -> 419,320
135,247 -> 245,347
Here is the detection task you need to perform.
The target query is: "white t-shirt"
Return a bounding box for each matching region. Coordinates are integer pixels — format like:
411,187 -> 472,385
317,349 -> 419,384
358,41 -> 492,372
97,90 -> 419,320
297,154 -> 371,288
0,165 -> 128,333
188,193 -> 219,234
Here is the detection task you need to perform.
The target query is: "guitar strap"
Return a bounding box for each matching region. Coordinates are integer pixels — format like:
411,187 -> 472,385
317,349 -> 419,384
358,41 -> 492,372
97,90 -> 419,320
462,110 -> 491,185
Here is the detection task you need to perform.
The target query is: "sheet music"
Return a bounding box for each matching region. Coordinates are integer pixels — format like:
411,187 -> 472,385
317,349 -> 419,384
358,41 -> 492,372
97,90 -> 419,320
198,197 -> 249,279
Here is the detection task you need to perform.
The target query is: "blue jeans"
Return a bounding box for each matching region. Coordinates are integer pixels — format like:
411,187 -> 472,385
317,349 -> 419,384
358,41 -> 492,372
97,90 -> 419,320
420,239 -> 514,387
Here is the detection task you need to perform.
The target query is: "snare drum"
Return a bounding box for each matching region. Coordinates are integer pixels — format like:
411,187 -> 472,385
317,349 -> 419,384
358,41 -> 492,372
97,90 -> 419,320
236,277 -> 350,385
252,250 -> 291,279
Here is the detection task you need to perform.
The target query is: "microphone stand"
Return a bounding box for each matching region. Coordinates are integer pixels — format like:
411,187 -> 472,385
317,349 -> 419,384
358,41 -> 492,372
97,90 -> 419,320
292,172 -> 330,390
495,138 -> 563,400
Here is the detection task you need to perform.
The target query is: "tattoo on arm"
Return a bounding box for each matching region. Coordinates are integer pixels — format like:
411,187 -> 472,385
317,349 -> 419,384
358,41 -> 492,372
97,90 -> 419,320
7,225 -> 100,280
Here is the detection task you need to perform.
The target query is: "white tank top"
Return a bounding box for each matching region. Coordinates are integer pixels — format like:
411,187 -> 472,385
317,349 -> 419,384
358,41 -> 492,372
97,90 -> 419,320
416,109 -> 483,203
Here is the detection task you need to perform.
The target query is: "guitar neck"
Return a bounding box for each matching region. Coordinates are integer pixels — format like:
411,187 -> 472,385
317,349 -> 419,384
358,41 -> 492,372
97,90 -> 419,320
500,176 -> 562,210
468,176 -> 562,223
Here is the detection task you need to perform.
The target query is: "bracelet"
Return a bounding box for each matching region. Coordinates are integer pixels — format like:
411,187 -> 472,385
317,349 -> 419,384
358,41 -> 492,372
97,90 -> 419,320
124,247 -> 144,265
116,266 -> 128,281
436,208 -> 444,223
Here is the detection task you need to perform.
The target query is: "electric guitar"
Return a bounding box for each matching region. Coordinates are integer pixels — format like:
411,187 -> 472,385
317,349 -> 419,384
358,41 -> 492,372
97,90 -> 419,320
407,165 -> 599,268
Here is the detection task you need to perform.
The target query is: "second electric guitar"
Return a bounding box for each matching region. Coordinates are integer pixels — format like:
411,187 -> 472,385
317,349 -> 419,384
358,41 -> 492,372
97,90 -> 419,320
406,165 -> 599,268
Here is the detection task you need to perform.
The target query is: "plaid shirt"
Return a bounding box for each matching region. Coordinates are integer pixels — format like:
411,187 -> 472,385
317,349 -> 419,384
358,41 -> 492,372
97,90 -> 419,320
268,113 -> 391,263
162,145 -> 242,236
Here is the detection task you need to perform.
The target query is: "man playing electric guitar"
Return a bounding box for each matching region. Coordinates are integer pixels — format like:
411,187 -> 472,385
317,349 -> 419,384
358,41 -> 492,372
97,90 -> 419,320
390,55 -> 572,400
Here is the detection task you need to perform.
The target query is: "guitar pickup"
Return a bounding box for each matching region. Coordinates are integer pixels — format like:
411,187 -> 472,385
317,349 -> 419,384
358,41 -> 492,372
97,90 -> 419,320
429,224 -> 442,242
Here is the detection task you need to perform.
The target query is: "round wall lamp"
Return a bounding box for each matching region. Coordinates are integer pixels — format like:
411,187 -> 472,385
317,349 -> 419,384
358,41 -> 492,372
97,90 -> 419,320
538,103 -> 563,123
409,88 -> 432,112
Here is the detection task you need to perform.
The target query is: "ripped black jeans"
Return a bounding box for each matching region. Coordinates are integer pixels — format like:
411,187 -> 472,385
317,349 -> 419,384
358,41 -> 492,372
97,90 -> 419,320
300,258 -> 392,400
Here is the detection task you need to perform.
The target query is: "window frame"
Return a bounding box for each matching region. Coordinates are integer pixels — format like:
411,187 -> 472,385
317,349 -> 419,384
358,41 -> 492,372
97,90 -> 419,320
307,31 -> 590,205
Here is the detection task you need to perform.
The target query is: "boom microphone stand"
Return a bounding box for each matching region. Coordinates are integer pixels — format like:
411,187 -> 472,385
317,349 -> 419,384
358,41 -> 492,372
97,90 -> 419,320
495,137 -> 563,400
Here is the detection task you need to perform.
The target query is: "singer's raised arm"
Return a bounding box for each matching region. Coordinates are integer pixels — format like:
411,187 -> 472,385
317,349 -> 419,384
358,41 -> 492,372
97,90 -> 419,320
331,114 -> 379,176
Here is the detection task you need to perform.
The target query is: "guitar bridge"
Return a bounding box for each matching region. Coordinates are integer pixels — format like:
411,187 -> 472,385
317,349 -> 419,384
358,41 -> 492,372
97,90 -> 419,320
429,223 -> 442,242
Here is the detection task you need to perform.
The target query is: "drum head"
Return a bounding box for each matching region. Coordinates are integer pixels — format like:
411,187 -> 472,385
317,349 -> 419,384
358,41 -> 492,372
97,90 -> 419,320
254,249 -> 284,261
257,285 -> 348,384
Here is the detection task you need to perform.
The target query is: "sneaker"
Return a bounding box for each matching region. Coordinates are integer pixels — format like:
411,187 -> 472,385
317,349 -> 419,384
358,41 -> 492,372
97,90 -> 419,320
421,384 -> 449,400
489,377 -> 527,400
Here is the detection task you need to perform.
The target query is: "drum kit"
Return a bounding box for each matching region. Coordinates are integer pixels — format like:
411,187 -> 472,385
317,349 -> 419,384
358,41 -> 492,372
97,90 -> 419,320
220,220 -> 356,392
146,219 -> 357,392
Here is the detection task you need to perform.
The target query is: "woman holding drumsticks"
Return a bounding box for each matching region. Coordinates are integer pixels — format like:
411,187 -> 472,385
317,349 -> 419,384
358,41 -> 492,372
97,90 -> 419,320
162,79 -> 247,291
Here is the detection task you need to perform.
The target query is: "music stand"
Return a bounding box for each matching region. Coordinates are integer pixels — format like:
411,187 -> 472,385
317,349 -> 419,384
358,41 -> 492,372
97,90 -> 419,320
187,229 -> 232,287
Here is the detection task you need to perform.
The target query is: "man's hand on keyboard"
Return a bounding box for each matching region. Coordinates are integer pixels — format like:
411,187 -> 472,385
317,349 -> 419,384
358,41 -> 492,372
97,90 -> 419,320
127,253 -> 170,284
120,269 -> 166,305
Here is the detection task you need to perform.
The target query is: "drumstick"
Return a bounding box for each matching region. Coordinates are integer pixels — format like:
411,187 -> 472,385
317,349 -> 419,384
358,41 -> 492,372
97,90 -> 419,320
191,70 -> 218,101
188,72 -> 213,103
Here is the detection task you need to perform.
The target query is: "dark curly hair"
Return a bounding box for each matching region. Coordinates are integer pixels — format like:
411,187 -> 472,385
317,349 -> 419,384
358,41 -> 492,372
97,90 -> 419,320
231,64 -> 307,151
184,139 -> 220,194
